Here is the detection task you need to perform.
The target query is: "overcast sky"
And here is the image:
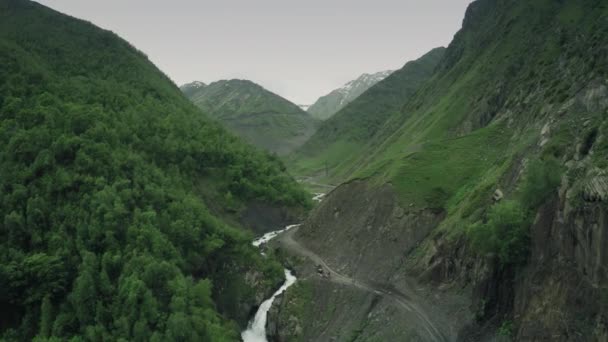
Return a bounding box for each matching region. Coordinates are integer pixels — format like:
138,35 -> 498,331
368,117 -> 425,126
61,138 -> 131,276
36,0 -> 473,104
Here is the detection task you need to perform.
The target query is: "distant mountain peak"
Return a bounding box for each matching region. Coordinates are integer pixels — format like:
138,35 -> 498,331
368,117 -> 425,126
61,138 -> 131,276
182,78 -> 317,156
180,80 -> 206,89
180,81 -> 207,97
308,69 -> 394,120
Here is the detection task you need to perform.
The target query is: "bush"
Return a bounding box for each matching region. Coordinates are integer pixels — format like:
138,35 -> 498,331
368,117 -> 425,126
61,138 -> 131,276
469,200 -> 530,265
497,320 -> 513,338
520,157 -> 562,209
468,158 -> 562,266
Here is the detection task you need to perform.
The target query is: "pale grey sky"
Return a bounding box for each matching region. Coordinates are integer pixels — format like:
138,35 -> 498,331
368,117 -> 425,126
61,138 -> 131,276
36,0 -> 473,104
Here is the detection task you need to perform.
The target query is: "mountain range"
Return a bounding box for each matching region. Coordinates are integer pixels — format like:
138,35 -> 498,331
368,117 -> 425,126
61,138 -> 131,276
2,0 -> 608,341
182,79 -> 317,156
307,70 -> 393,120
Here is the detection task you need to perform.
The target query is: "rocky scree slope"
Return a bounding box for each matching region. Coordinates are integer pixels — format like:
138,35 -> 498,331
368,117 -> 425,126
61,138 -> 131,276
271,0 -> 608,340
0,0 -> 311,340
183,79 -> 318,156
307,70 -> 393,121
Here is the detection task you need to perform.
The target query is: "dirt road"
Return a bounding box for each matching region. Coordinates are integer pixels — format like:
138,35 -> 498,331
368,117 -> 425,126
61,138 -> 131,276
276,226 -> 449,342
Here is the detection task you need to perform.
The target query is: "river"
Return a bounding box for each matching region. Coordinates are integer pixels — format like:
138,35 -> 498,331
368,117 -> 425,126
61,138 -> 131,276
241,193 -> 325,342
241,224 -> 300,342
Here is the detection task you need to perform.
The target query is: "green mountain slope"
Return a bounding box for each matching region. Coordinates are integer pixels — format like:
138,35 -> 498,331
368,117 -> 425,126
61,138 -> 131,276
345,0 -> 608,210
184,79 -> 318,156
0,0 -> 310,341
276,0 -> 608,340
307,70 -> 393,121
289,47 -> 445,180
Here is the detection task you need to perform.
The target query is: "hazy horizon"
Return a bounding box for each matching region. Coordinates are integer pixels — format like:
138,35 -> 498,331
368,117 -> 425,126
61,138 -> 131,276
35,0 -> 473,104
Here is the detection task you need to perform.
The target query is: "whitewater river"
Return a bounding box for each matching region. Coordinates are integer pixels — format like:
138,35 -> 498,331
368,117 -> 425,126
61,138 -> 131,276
241,225 -> 299,342
241,193 -> 325,342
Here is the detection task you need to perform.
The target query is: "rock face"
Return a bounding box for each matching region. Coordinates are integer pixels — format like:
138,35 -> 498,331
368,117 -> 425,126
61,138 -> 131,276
515,192 -> 608,340
297,180 -> 444,282
307,70 -> 393,121
582,171 -> 608,202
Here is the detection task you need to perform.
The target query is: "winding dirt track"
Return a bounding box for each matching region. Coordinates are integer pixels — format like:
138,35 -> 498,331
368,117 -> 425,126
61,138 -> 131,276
277,226 -> 448,342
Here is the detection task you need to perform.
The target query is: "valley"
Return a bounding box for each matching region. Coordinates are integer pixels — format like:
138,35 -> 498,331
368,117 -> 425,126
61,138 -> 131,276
1,0 -> 607,341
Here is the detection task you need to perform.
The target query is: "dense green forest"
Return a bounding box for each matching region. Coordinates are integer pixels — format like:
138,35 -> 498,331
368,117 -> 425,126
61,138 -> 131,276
0,0 -> 310,340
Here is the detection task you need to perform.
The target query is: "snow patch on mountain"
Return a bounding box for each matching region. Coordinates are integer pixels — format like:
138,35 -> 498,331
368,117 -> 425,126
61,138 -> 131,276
307,70 -> 394,120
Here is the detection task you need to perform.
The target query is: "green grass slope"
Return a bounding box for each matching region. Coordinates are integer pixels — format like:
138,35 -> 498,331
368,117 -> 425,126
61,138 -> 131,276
348,1 -> 608,337
184,79 -> 318,156
351,0 -> 608,211
289,47 -> 445,180
0,0 -> 310,340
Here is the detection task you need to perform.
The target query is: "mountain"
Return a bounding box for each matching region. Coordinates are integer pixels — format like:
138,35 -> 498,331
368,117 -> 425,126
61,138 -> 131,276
0,0 -> 310,340
307,70 -> 393,120
183,79 -> 318,156
179,80 -> 206,97
272,0 -> 608,340
289,47 -> 445,180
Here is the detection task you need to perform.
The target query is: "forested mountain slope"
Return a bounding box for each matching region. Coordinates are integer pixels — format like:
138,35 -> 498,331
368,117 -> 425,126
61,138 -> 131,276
289,47 -> 445,179
183,79 -> 318,156
273,0 -> 608,340
0,0 -> 310,340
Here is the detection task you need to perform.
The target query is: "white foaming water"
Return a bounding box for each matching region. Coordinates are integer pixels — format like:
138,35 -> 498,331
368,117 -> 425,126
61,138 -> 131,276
241,269 -> 297,342
242,194 -> 324,341
242,224 -> 300,342
312,193 -> 325,202
252,224 -> 300,247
